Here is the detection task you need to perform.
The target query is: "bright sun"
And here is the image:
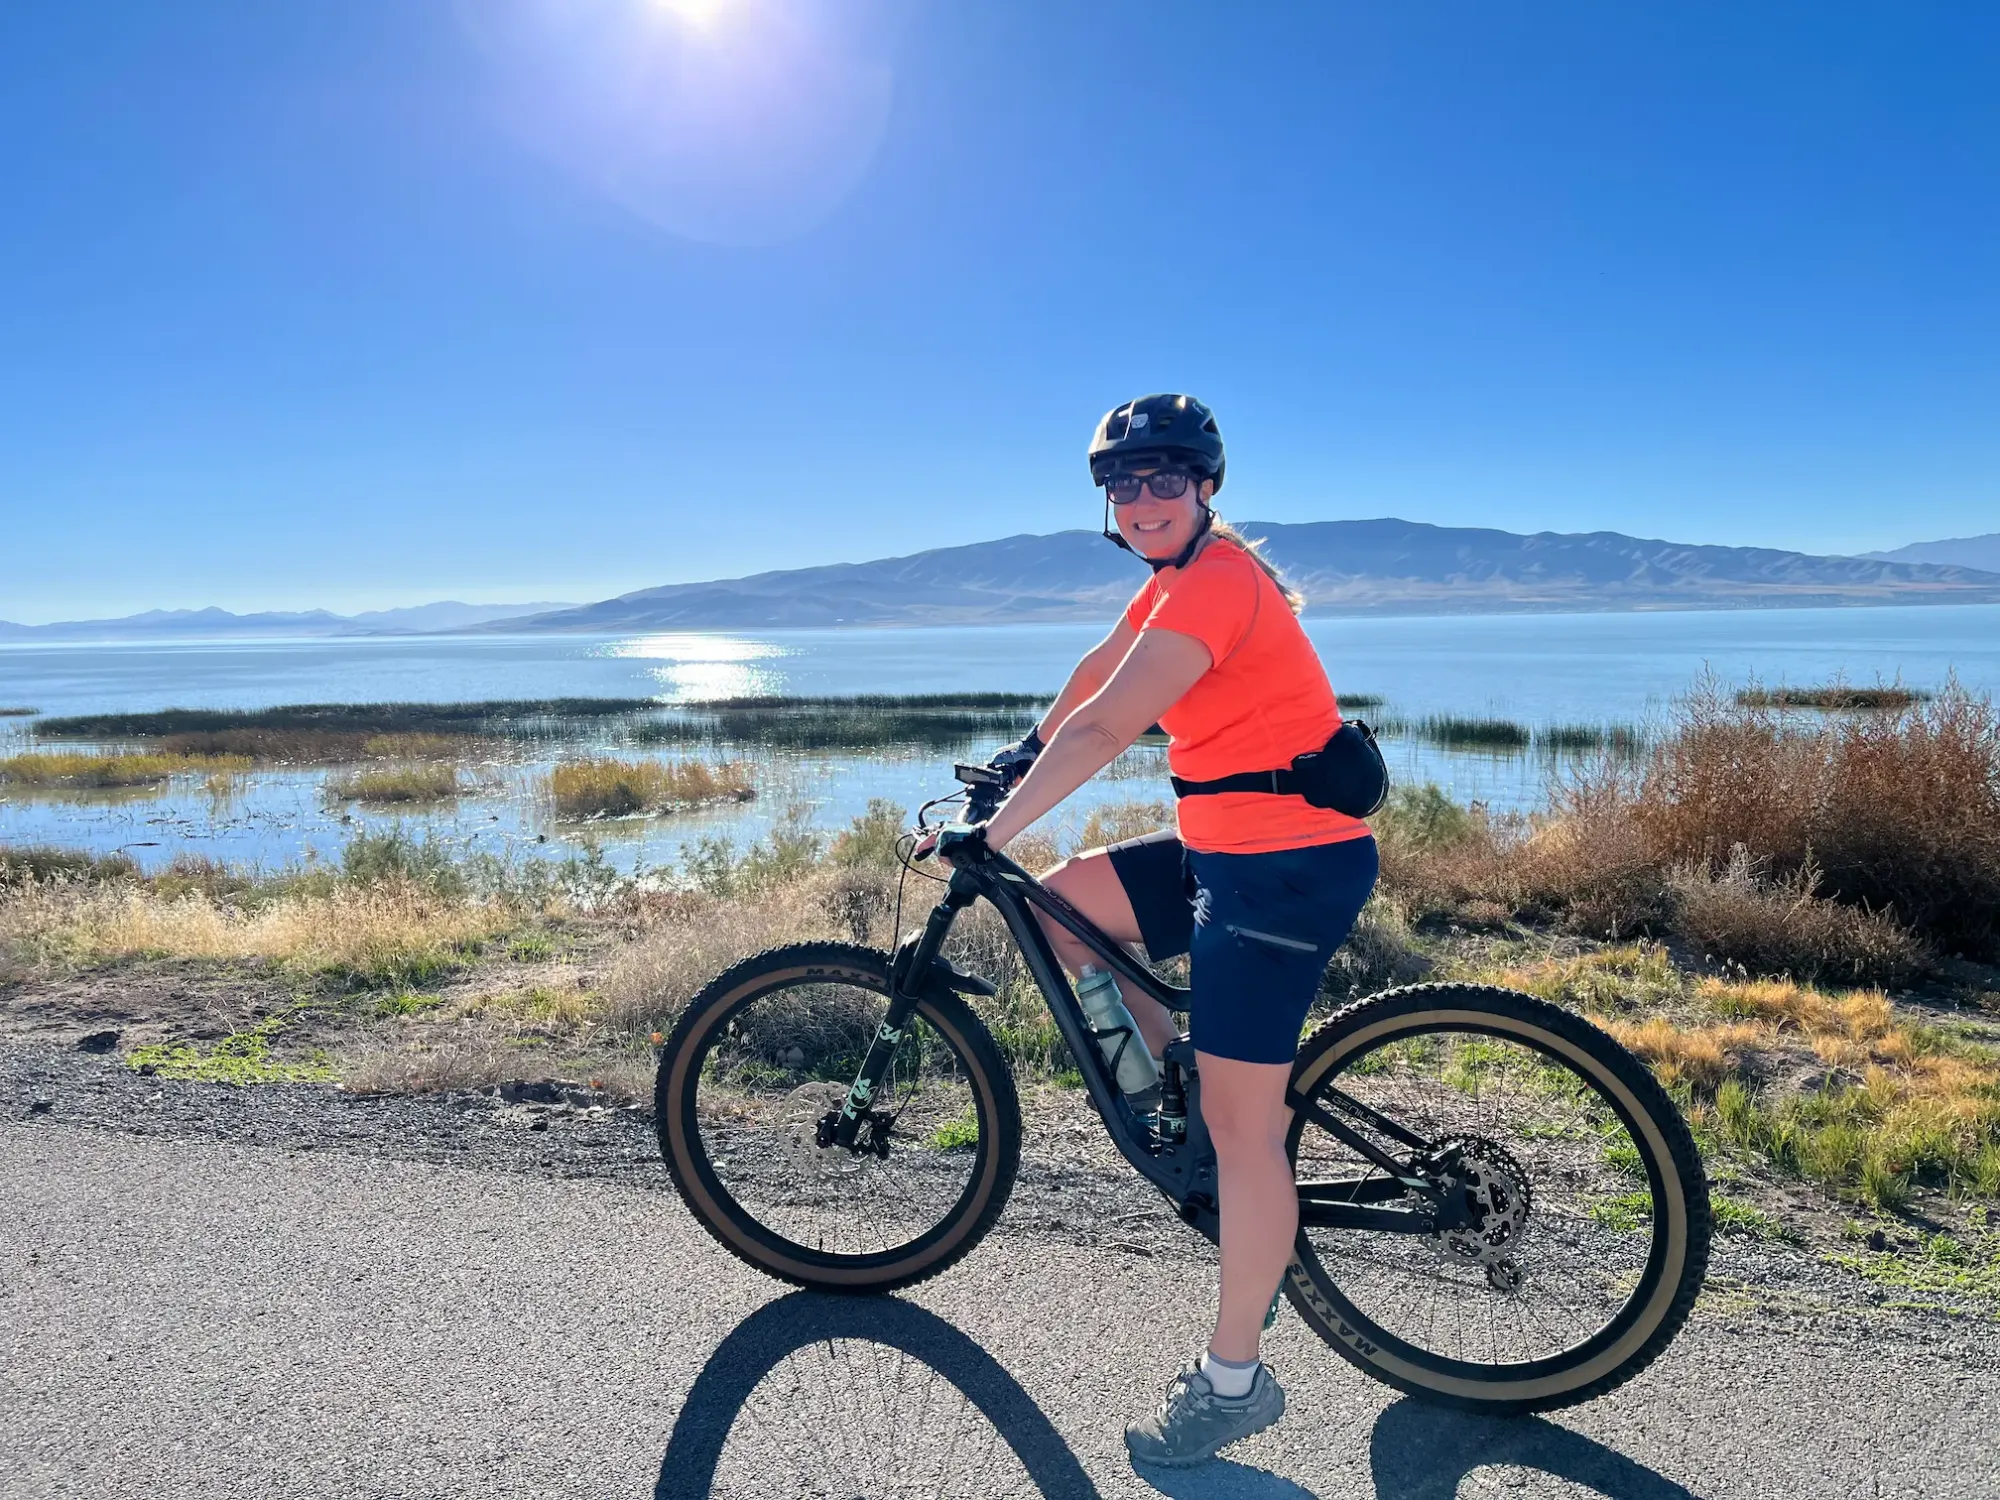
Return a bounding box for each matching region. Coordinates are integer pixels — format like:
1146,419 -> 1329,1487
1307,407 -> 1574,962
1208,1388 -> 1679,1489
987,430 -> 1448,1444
651,0 -> 734,30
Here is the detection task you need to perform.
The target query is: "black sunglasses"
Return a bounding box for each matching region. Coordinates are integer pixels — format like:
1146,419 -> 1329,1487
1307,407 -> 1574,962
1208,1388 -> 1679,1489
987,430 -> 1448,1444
1102,468 -> 1196,505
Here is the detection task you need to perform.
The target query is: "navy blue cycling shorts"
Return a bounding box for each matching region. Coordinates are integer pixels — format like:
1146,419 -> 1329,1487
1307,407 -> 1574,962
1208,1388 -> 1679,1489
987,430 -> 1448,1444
1105,830 -> 1379,1066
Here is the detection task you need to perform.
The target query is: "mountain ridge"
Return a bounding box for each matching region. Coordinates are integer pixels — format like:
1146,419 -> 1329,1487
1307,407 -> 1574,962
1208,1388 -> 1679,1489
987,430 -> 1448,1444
10,521 -> 2000,642
0,601 -> 577,642
477,518 -> 2000,632
1861,532 -> 2000,574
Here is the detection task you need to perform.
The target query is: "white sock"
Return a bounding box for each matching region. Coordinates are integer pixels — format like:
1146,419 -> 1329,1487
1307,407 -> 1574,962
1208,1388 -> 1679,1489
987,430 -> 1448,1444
1200,1350 -> 1259,1400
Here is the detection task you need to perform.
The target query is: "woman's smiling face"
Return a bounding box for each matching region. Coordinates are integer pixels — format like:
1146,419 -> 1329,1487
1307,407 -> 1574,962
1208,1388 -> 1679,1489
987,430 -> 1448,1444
1113,468 -> 1215,562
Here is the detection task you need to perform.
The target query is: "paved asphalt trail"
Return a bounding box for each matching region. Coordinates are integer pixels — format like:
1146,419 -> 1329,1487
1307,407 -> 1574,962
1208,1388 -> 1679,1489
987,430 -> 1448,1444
3,1120 -> 1995,1500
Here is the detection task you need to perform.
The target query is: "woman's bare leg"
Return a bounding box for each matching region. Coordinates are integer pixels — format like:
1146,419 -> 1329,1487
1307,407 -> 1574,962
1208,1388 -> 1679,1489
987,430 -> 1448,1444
1037,850 -> 1179,1058
1196,1054 -> 1296,1362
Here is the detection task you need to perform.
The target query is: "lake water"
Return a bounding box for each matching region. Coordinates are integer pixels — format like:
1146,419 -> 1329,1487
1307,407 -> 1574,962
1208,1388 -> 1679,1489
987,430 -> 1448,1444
4,603 -> 1997,876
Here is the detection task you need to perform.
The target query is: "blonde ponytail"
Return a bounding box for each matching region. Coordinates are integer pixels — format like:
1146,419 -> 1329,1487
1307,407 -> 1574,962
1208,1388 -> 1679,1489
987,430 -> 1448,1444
1209,518 -> 1305,613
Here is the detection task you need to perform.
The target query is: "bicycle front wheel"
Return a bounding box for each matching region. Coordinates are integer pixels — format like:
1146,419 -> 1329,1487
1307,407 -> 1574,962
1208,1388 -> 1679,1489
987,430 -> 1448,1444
657,942 -> 1021,1293
1283,983 -> 1710,1413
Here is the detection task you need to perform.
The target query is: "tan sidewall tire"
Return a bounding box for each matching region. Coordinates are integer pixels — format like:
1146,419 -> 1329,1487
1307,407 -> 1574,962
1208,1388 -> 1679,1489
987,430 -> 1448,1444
657,943 -> 1022,1294
1283,983 -> 1711,1413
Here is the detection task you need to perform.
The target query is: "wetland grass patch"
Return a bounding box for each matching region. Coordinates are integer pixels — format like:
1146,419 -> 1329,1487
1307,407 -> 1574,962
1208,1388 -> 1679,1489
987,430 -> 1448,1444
1380,715 -> 1532,752
36,697 -> 660,740
0,749 -> 252,788
545,756 -> 754,820
634,693 -> 1049,751
1736,684 -> 1932,711
326,762 -> 466,803
0,706 -> 37,717
1372,677 -> 2000,968
0,845 -> 139,886
34,699 -> 662,764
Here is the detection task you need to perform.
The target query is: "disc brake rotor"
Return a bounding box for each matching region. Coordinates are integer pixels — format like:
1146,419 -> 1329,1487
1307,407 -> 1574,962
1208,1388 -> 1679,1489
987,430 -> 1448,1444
1424,1133 -> 1532,1287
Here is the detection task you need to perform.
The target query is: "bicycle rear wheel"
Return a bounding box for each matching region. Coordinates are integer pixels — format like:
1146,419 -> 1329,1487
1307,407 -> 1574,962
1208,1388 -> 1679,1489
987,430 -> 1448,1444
657,942 -> 1021,1293
1283,983 -> 1710,1413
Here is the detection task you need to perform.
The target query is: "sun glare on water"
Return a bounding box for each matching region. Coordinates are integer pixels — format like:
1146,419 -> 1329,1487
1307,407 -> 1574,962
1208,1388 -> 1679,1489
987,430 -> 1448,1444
597,634 -> 790,699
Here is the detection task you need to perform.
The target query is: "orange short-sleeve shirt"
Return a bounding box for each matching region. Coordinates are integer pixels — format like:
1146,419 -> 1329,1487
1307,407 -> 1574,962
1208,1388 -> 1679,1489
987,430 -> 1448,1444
1124,537 -> 1371,855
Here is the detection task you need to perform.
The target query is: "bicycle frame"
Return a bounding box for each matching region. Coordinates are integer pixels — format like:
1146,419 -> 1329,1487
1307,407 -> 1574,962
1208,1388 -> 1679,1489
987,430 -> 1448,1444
833,828 -> 1445,1249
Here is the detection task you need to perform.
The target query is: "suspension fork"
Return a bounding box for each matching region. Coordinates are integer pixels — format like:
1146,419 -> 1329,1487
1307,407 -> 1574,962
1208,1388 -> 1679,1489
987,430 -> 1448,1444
827,876 -> 976,1150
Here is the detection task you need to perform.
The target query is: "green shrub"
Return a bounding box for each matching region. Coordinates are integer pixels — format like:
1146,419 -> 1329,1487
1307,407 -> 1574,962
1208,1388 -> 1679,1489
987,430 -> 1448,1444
829,800 -> 908,870
0,845 -> 138,887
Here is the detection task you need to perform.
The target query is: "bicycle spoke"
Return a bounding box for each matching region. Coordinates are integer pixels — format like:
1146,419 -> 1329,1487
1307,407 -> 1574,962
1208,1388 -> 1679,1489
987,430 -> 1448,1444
1291,1023 -> 1669,1370
686,979 -> 989,1263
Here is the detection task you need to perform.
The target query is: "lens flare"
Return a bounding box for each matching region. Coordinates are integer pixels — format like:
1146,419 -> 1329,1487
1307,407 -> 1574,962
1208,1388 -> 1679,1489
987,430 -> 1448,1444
652,0 -> 734,29
462,0 -> 901,245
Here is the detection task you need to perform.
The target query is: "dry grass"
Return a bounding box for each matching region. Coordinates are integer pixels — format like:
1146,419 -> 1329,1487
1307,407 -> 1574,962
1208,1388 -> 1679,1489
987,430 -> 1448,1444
1600,975 -> 2000,1206
601,863 -> 900,1035
1471,942 -> 1687,1017
1668,848 -> 1929,985
1375,677 -> 1998,970
341,1035 -> 655,1101
455,981 -> 605,1034
545,757 -> 754,820
0,750 -> 252,788
1075,800 -> 1173,848
1633,675 -> 2000,957
1322,892 -> 1431,999
326,762 -> 465,803
0,878 -> 516,987
153,728 -> 473,764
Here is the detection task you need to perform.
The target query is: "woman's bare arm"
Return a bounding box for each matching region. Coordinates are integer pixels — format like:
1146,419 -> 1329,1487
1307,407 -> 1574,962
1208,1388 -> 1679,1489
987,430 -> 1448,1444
1030,618 -> 1140,745
983,628 -> 1211,850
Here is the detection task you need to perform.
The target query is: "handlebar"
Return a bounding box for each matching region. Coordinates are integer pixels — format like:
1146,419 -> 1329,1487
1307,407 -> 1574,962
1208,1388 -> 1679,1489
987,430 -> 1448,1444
910,763 -> 1010,861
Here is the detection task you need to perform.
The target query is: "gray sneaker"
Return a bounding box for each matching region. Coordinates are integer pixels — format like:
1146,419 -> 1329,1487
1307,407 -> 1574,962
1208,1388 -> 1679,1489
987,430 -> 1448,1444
1125,1360 -> 1286,1468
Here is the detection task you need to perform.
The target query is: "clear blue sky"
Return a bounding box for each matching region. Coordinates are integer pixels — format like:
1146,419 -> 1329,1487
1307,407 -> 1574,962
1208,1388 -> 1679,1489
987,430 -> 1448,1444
2,1 -> 1995,622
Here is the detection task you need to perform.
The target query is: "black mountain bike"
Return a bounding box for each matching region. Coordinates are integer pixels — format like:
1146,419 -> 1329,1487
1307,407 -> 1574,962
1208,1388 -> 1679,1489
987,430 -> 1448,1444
656,764 -> 1710,1413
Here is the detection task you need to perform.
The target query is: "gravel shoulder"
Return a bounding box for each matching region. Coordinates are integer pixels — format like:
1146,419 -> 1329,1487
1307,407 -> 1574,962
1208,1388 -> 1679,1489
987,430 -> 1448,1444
5,1041 -> 1999,1499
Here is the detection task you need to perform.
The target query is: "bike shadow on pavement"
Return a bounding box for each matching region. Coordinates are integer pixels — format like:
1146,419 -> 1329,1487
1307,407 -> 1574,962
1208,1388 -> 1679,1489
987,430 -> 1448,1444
1132,1395 -> 1700,1500
654,1290 -> 1103,1499
1364,1397 -> 1701,1499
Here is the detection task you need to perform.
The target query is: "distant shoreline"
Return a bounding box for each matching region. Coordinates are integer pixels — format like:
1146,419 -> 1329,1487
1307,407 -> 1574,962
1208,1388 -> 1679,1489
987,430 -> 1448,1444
7,590 -> 2000,647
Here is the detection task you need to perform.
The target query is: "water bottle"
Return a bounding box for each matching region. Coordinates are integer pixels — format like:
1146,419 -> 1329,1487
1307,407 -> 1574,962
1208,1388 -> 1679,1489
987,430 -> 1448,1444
1074,965 -> 1160,1095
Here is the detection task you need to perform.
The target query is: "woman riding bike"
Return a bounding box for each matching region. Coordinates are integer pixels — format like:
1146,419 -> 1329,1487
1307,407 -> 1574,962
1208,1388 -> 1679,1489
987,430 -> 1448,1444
951,393 -> 1379,1465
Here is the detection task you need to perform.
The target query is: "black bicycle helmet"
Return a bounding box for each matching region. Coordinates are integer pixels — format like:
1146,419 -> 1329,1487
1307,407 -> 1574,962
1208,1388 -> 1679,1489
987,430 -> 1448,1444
1089,393 -> 1225,569
1088,393 -> 1226,491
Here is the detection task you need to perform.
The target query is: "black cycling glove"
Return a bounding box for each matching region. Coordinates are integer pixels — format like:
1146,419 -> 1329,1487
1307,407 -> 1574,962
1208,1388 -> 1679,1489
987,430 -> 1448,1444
987,727 -> 1044,787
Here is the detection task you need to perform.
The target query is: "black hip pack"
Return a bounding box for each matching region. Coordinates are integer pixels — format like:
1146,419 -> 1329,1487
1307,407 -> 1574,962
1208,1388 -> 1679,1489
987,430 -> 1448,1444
1169,719 -> 1390,820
